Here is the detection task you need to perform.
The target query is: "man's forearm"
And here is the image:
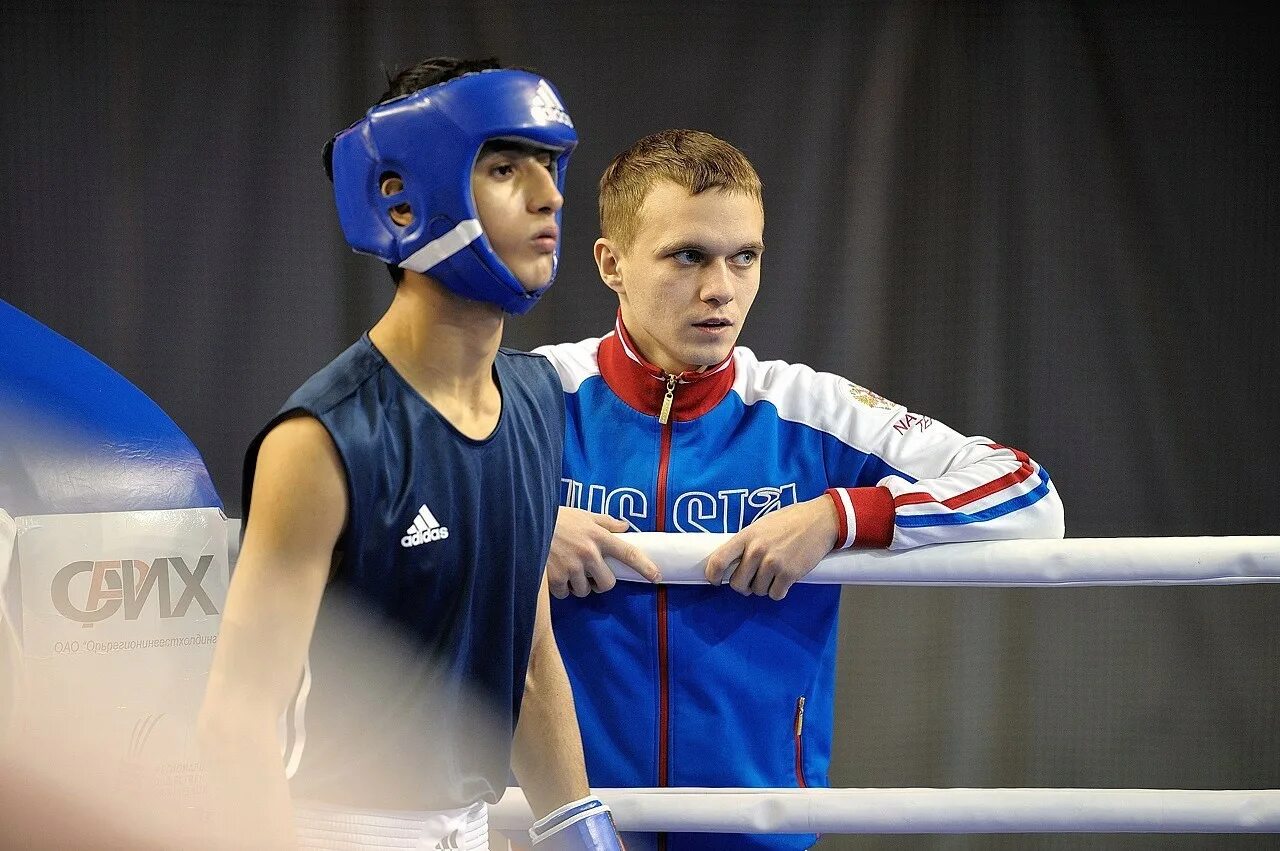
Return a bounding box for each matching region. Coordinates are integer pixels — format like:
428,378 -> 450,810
510,636 -> 590,818
199,712 -> 297,848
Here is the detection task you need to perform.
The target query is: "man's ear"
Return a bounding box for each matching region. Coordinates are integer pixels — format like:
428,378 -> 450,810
594,238 -> 625,295
380,174 -> 413,227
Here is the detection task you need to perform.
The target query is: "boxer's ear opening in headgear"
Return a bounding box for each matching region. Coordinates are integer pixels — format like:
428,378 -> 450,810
378,172 -> 413,226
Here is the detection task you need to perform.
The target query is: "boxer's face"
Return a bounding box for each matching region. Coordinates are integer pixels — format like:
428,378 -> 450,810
598,180 -> 763,375
471,143 -> 564,290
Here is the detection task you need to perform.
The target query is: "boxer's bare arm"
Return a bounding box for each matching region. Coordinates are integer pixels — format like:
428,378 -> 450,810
199,416 -> 346,848
510,575 -> 591,818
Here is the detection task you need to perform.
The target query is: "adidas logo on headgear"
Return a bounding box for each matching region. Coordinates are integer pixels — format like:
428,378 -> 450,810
530,79 -> 573,128
434,829 -> 460,850
401,503 -> 450,548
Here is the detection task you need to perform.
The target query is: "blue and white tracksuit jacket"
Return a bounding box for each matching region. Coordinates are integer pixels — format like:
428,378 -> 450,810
536,318 -> 1064,851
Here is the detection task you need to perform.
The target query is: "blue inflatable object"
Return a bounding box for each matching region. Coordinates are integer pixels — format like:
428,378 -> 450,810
0,299 -> 222,516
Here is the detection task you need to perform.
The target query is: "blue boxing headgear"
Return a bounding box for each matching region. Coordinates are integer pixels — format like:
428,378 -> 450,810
328,69 -> 577,314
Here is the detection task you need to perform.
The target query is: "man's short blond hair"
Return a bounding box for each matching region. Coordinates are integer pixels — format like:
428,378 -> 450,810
599,129 -> 763,250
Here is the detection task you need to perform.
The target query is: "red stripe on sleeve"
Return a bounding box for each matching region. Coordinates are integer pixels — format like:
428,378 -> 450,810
892,443 -> 1037,511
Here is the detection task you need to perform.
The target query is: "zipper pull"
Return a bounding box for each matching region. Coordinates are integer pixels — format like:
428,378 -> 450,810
658,374 -> 678,425
794,696 -> 806,737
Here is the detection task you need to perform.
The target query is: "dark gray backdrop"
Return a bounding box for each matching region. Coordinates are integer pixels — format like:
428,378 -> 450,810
2,2 -> 1277,848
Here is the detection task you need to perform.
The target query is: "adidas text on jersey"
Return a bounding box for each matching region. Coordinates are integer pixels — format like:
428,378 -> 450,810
402,503 -> 450,548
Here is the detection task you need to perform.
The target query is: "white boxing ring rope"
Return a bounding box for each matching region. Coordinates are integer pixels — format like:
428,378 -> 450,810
491,787 -> 1280,834
495,534 -> 1280,834
604,534 -> 1280,587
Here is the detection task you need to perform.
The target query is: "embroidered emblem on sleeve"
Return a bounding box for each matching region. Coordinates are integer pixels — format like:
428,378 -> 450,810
847,382 -> 896,410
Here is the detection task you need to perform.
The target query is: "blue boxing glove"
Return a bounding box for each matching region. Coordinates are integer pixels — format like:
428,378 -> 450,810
529,796 -> 624,850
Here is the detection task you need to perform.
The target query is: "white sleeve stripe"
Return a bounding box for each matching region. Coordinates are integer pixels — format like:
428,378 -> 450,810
836,488 -> 857,549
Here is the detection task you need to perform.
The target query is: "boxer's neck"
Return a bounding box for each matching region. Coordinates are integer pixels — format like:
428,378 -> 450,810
369,273 -> 504,437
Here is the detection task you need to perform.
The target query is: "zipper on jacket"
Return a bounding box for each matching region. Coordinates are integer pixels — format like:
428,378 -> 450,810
658,374 -> 678,424
794,696 -> 808,788
655,375 -> 677,851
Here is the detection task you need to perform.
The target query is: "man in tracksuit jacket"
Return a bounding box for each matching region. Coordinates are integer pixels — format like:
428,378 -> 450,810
535,130 -> 1065,851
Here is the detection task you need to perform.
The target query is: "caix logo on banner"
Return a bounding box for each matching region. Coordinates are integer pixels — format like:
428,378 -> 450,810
51,556 -> 219,627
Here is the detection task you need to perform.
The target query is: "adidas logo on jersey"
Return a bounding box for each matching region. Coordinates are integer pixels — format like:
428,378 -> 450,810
401,503 -> 450,548
530,79 -> 573,127
434,829 -> 460,850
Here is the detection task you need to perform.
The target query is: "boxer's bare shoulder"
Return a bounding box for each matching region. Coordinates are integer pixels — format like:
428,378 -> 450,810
246,414 -> 348,561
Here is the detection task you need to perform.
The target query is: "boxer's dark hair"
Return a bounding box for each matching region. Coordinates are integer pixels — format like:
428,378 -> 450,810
324,57 -> 505,284
376,56 -> 502,104
324,58 -> 503,180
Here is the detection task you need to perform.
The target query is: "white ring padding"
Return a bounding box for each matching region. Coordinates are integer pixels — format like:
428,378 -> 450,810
491,787 -> 1280,834
604,535 -> 1280,587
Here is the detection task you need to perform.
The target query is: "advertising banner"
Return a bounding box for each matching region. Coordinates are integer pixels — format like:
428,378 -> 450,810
5,507 -> 229,831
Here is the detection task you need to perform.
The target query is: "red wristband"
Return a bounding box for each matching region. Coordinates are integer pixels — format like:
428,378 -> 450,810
825,486 -> 894,549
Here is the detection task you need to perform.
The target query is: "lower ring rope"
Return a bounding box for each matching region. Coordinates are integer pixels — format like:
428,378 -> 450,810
491,787 -> 1280,834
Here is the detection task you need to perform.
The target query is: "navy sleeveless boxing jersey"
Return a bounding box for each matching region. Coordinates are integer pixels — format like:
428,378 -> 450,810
242,335 -> 564,810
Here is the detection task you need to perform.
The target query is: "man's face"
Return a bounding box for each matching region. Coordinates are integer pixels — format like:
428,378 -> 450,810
601,181 -> 764,375
471,143 -> 564,291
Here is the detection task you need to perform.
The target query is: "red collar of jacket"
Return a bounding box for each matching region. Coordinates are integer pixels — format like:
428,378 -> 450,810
597,312 -> 737,422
